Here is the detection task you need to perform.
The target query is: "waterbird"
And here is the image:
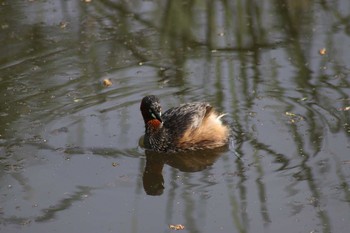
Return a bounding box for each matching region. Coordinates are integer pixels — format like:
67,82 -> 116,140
140,95 -> 229,152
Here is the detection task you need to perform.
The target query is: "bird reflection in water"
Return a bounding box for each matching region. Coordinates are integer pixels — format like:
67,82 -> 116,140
142,147 -> 227,196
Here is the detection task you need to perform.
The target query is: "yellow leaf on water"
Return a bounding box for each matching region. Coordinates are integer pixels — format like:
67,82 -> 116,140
319,48 -> 326,55
102,79 -> 112,87
169,224 -> 185,230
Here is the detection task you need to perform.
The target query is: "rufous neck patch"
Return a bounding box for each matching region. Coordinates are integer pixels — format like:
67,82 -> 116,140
147,119 -> 162,129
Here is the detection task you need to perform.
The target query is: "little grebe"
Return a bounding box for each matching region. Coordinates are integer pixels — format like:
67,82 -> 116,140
140,95 -> 229,152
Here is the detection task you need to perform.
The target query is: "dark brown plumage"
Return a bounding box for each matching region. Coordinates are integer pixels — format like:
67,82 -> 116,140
140,95 -> 229,152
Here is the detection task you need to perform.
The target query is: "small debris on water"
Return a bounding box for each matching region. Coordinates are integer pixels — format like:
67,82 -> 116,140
20,219 -> 31,225
74,98 -> 83,103
102,78 -> 112,87
169,224 -> 185,230
319,48 -> 326,55
285,112 -> 296,117
59,21 -> 68,29
112,162 -> 119,167
338,106 -> 350,111
285,111 -> 304,124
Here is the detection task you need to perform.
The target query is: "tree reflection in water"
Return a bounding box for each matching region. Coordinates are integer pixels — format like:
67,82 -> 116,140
0,0 -> 349,233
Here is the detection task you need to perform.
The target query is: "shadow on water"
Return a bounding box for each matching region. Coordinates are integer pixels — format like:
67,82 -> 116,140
0,0 -> 350,233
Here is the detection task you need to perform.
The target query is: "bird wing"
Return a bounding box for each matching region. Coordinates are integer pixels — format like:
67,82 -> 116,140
162,102 -> 212,139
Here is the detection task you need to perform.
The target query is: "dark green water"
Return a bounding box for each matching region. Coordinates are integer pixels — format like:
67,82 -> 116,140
1,1 -> 350,233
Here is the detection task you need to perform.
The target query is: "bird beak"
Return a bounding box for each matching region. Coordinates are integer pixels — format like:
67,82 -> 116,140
155,111 -> 163,123
150,110 -> 162,123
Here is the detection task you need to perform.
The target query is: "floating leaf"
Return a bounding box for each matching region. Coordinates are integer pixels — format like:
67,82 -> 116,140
169,224 -> 185,230
338,106 -> 350,111
102,79 -> 112,87
319,48 -> 326,55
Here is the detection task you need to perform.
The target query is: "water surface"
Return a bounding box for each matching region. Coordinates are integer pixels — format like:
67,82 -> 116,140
1,1 -> 350,233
